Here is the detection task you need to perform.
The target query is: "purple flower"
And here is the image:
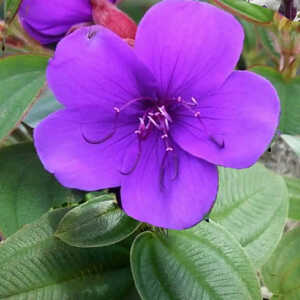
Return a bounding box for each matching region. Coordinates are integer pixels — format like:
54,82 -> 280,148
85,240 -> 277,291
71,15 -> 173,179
19,0 -> 119,44
34,0 -> 280,229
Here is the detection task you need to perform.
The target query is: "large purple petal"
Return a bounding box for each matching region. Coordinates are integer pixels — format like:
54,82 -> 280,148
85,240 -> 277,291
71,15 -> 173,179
121,133 -> 218,229
19,0 -> 92,44
134,0 -> 244,99
47,25 -> 157,108
172,71 -> 280,168
34,106 -> 139,191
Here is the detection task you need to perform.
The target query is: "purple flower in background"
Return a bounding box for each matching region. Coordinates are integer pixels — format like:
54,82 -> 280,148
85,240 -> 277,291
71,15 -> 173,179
19,0 -> 121,44
34,0 -> 280,229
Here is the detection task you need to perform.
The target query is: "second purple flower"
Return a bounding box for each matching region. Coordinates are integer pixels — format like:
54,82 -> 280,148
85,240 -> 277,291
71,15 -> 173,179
19,0 -> 131,44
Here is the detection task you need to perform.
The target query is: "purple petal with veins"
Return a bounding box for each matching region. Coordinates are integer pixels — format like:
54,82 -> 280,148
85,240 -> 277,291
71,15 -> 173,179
34,0 -> 280,229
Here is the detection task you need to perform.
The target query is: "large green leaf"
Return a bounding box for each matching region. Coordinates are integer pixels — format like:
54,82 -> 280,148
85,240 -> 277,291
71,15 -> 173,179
281,134 -> 300,156
284,176 -> 300,220
0,55 -> 49,144
262,227 -> 300,300
131,221 -> 261,300
251,66 -> 300,135
212,0 -> 274,24
24,87 -> 63,128
0,208 -> 134,299
0,143 -> 80,238
56,194 -> 141,248
4,0 -> 22,23
210,163 -> 288,267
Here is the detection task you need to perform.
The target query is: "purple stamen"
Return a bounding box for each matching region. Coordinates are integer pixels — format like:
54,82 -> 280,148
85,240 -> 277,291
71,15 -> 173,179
120,138 -> 142,175
159,149 -> 179,190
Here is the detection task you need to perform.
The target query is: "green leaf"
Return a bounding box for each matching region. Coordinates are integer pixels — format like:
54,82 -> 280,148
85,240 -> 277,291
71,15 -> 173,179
24,87 -> 63,127
281,134 -> 300,156
210,163 -> 288,267
120,0 -> 159,22
212,0 -> 274,24
0,208 -> 134,299
262,227 -> 300,300
131,221 -> 261,300
251,66 -> 300,135
0,143 -> 80,237
56,194 -> 141,247
257,26 -> 280,59
284,176 -> 300,220
239,19 -> 257,52
4,0 -> 21,23
0,55 -> 49,144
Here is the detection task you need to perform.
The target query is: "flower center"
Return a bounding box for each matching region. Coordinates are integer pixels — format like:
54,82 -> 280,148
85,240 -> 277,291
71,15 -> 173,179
81,95 -> 224,177
133,104 -> 174,152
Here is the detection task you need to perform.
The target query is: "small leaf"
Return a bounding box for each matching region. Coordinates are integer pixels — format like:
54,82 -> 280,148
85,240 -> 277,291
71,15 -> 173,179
0,208 -> 134,299
56,195 -> 141,247
257,26 -> 280,59
284,176 -> 300,220
251,66 -> 300,135
0,55 -> 49,144
120,0 -> 158,22
212,0 -> 274,25
24,87 -> 63,127
210,163 -> 289,267
281,134 -> 300,156
4,0 -> 22,23
131,221 -> 261,300
239,19 -> 257,52
0,143 -> 80,237
262,227 -> 300,299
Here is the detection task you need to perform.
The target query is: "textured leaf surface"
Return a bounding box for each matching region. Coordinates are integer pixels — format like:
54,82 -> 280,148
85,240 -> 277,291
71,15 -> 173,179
0,55 -> 48,144
210,163 -> 288,267
131,221 -> 261,300
284,177 -> 300,220
24,87 -> 63,128
212,0 -> 274,24
262,227 -> 300,300
0,209 -> 134,299
56,195 -> 141,247
0,143 -> 80,237
252,66 -> 300,135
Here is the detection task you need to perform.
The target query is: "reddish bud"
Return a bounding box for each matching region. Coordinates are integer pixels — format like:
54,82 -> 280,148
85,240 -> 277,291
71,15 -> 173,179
91,0 -> 137,40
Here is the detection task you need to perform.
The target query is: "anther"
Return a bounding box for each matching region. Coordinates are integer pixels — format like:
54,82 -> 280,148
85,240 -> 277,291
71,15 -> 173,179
164,118 -> 170,130
191,97 -> 198,105
158,105 -> 172,122
177,96 -> 182,102
134,130 -> 141,135
166,147 -> 174,152
194,111 -> 200,117
161,134 -> 168,139
113,107 -> 120,113
148,116 -> 160,128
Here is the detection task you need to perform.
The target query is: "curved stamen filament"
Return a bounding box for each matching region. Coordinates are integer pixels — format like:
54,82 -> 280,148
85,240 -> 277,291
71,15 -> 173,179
120,138 -> 142,175
82,96 -> 152,145
113,96 -> 153,114
176,96 -> 224,149
81,112 -> 119,144
160,149 -> 179,190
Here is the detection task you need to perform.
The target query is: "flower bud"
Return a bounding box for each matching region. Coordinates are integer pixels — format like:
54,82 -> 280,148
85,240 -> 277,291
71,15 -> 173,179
91,0 -> 137,39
